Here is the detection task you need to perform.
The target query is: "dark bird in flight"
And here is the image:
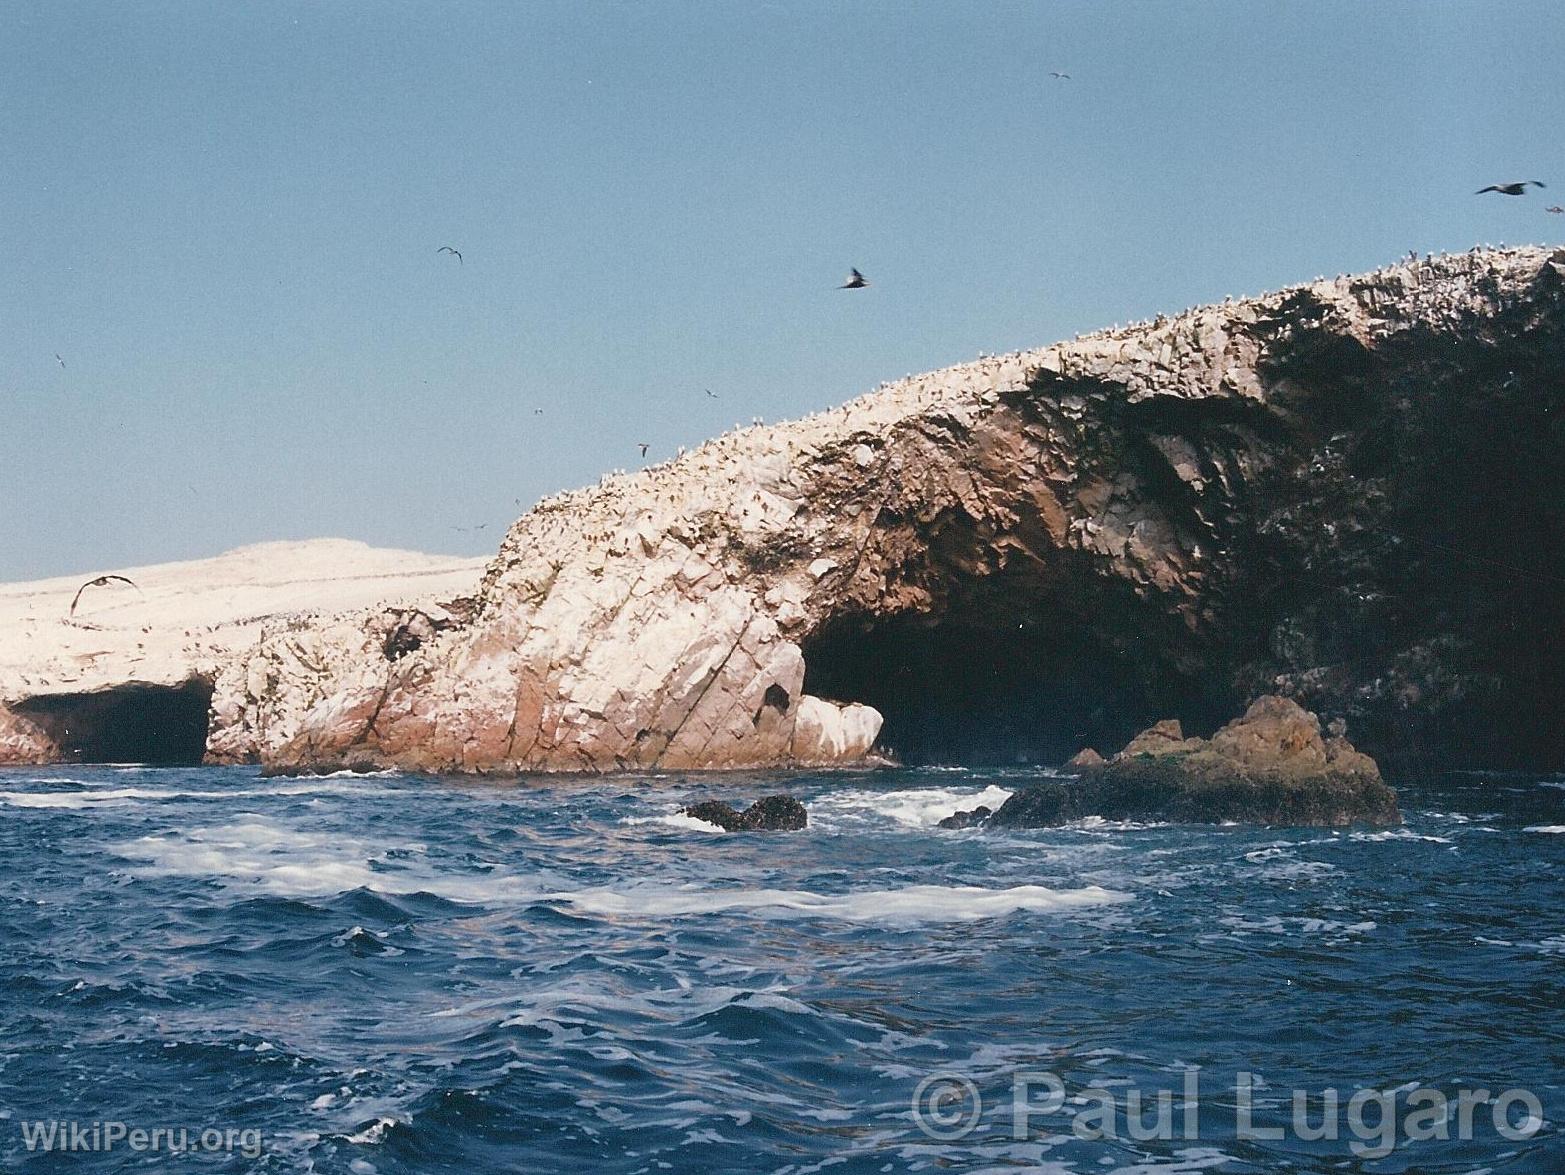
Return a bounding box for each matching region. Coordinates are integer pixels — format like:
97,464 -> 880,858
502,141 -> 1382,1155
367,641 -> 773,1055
1049,71 -> 1071,79
437,246 -> 463,264
533,408 -> 544,415
705,388 -> 718,398
639,443 -> 649,458
69,575 -> 140,618
54,353 -> 65,369
1476,181 -> 1546,196
840,268 -> 869,289
1547,205 -> 1564,214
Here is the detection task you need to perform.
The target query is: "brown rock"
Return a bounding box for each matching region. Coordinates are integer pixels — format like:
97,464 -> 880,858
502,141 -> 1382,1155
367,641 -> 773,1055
1065,747 -> 1105,770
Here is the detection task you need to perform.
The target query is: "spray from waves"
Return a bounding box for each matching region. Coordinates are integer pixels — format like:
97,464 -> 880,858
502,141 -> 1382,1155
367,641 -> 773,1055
1525,824 -> 1565,834
107,817 -> 1126,923
808,783 -> 1014,829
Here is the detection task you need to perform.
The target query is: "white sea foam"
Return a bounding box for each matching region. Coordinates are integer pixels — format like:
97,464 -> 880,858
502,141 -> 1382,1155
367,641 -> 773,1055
1524,824 -> 1565,834
546,882 -> 1127,923
109,817 -> 1127,921
1348,828 -> 1452,844
808,784 -> 1013,829
621,813 -> 728,834
0,780 -> 394,809
1220,914 -> 1377,938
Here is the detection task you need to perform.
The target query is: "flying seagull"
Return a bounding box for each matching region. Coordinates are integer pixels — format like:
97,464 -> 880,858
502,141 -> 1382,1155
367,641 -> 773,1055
68,575 -> 140,618
1049,71 -> 1071,80
1476,181 -> 1546,196
639,443 -> 649,458
705,388 -> 718,398
1547,205 -> 1564,214
840,268 -> 869,289
437,246 -> 463,264
54,353 -> 65,369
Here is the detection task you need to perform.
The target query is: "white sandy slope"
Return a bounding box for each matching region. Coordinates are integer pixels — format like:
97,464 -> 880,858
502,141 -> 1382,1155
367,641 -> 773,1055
0,539 -> 487,699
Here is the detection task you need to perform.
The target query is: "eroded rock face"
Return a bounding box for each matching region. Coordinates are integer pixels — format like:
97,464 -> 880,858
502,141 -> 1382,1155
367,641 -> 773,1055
0,705 -> 55,766
208,246 -> 1565,775
981,696 -> 1400,828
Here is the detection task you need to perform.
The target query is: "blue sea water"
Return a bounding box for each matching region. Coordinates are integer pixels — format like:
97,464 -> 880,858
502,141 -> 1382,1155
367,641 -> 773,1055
0,765 -> 1561,1174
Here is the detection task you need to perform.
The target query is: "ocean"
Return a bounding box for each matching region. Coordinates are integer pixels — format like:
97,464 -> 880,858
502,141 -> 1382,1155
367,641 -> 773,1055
1,765 -> 1561,1173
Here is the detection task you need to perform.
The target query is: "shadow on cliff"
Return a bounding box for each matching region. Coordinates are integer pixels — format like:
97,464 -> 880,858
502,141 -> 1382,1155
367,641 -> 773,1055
12,678 -> 213,765
801,564 -> 1234,767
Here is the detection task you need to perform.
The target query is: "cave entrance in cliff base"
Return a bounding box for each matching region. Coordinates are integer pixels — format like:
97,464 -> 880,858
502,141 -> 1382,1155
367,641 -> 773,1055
12,677 -> 214,766
801,609 -> 1216,768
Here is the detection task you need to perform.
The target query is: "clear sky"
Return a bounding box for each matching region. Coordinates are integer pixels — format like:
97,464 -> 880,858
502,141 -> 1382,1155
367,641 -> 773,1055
3,1 -> 1561,580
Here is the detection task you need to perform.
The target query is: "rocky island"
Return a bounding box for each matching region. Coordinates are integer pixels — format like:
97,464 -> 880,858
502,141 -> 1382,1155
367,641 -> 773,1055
3,246 -> 1562,781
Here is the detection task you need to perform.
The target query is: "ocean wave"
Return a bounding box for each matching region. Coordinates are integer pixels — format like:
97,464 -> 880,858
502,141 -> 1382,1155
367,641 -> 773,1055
808,783 -> 1014,829
1348,828 -> 1453,844
542,882 -> 1128,923
0,780 -> 398,809
620,813 -> 728,834
107,820 -> 1126,921
1524,824 -> 1565,834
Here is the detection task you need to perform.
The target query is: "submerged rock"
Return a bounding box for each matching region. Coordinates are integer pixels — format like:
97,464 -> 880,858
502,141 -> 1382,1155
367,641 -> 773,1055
683,794 -> 809,832
988,697 -> 1400,828
936,804 -> 992,830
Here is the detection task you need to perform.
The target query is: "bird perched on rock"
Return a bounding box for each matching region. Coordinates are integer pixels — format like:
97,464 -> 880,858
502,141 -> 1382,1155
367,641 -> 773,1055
437,245 -> 463,264
839,268 -> 869,289
69,575 -> 140,618
1476,181 -> 1546,196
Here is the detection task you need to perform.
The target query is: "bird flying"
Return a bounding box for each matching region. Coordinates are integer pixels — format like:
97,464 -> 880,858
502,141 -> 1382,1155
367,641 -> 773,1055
1547,205 -> 1564,214
1476,181 -> 1546,196
68,575 -> 140,618
704,388 -> 718,398
54,353 -> 65,369
1049,71 -> 1071,79
840,268 -> 869,289
639,443 -> 649,458
437,246 -> 463,264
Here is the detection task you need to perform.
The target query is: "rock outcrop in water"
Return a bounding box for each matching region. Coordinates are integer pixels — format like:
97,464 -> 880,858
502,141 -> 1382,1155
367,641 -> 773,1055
4,248 -> 1563,775
949,695 -> 1400,828
683,794 -> 810,832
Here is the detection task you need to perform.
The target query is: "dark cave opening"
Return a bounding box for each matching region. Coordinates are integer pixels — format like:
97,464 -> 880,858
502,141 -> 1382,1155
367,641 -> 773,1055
13,678 -> 215,766
801,605 -> 1231,768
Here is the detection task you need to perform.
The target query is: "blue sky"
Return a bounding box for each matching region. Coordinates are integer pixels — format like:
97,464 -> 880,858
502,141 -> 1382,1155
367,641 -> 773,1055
3,1 -> 1561,579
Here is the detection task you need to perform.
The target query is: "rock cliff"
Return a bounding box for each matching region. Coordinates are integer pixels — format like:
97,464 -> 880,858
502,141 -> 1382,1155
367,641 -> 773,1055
246,246 -> 1565,775
0,541 -> 486,766
6,247 -> 1563,775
